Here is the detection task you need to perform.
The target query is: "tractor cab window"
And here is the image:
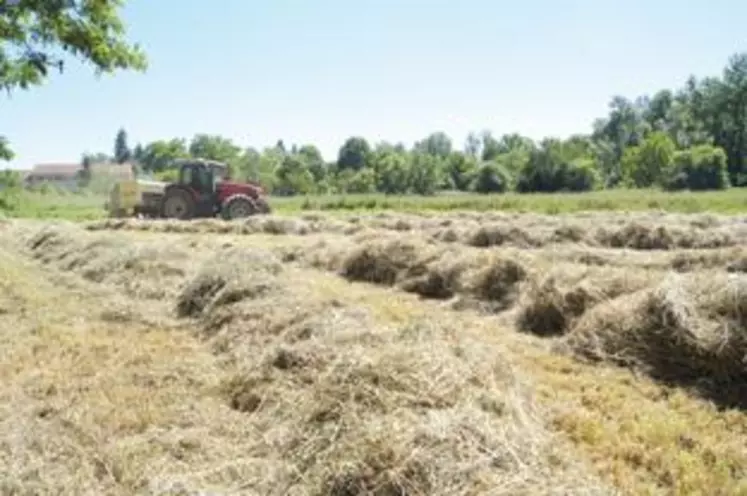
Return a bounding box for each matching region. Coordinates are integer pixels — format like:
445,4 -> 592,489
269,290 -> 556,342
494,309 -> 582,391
212,166 -> 229,182
193,166 -> 214,192
180,166 -> 193,184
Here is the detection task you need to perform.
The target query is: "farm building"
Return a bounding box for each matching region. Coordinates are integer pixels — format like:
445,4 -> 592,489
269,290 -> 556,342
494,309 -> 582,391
24,163 -> 82,191
24,162 -> 134,192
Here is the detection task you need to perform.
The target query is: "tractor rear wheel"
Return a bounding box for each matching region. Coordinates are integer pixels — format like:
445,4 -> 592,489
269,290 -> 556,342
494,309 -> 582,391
160,188 -> 196,220
221,194 -> 257,220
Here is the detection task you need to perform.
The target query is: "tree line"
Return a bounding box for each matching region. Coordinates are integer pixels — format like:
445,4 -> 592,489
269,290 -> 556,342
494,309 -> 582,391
94,52 -> 746,197
2,3 -> 745,197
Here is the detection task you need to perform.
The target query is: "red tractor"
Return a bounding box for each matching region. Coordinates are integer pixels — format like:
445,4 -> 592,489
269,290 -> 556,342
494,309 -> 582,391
159,159 -> 271,220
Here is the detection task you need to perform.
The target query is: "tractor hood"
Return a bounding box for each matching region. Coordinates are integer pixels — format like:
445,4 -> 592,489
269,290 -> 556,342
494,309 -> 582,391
218,180 -> 265,195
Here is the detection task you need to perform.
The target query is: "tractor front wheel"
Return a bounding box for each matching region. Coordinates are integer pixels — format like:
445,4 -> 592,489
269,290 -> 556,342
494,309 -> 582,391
160,188 -> 196,220
255,197 -> 272,214
221,194 -> 258,220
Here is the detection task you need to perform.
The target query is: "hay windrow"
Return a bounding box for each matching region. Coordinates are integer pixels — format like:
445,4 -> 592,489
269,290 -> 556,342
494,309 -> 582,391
338,236 -> 441,286
175,246 -> 283,319
216,318 -> 612,495
84,215 -> 348,237
670,247 -> 747,273
517,265 -> 658,337
328,235 -> 532,311
161,236 -> 612,493
460,254 -> 530,311
20,224 -> 195,299
595,221 -> 734,250
566,273 -> 747,408
464,223 -> 541,248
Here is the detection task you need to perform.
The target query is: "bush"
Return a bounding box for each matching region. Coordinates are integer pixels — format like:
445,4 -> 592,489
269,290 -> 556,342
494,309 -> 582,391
0,169 -> 21,212
560,158 -> 601,192
664,145 -> 730,191
472,162 -> 511,193
515,154 -> 600,193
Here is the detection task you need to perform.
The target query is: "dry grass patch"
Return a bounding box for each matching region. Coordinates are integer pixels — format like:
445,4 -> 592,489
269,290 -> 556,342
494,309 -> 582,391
517,351 -> 747,496
0,247 -> 243,495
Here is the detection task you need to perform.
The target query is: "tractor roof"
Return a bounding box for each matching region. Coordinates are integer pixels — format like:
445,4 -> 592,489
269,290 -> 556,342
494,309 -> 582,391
174,158 -> 227,169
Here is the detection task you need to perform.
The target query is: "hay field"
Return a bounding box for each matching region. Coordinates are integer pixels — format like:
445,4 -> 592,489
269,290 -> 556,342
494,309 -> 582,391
1,210 -> 746,495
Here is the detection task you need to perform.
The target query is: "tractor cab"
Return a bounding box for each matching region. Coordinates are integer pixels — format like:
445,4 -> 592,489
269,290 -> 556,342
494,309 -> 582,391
175,159 -> 227,196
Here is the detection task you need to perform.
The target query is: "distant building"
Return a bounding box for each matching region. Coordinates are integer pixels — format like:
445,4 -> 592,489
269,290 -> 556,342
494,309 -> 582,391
24,161 -> 135,192
24,163 -> 82,191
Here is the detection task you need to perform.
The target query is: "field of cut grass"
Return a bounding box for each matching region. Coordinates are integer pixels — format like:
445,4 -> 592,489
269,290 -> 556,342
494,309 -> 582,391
279,188 -> 747,215
1,209 -> 746,494
5,187 -> 747,222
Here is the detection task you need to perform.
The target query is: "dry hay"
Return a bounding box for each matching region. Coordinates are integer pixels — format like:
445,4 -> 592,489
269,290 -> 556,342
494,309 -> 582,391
0,223 -> 612,493
165,250 -> 611,494
566,273 -> 747,408
324,234 -> 533,311
337,235 -> 446,287
516,265 -> 659,337
84,215 -> 356,237
175,246 -> 283,319
464,223 -> 542,248
78,211 -> 747,261
594,220 -> 734,250
669,247 -> 747,273
20,224 -> 194,300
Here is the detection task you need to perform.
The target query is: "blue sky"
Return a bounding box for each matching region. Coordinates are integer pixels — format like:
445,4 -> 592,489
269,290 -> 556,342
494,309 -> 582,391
2,0 -> 745,169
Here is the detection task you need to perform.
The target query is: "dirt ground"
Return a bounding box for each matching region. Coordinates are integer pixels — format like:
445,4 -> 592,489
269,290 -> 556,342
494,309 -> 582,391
0,211 -> 746,495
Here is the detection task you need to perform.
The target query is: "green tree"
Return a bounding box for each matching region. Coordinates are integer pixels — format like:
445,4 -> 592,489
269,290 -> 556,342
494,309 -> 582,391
234,147 -> 262,182
78,154 -> 92,186
0,169 -> 22,211
408,152 -> 442,195
132,143 -> 144,163
114,128 -> 131,163
372,149 -> 410,194
414,131 -> 452,158
255,147 -> 285,192
296,144 -> 327,182
493,149 -> 530,177
621,131 -> 675,188
472,162 -> 511,193
443,151 -> 478,191
140,139 -> 189,172
665,145 -> 730,191
1,0 -> 147,159
274,155 -> 314,195
188,134 -> 241,170
337,136 -> 371,172
464,131 -> 482,159
336,168 -> 377,194
0,137 -> 12,161
515,138 -> 600,192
